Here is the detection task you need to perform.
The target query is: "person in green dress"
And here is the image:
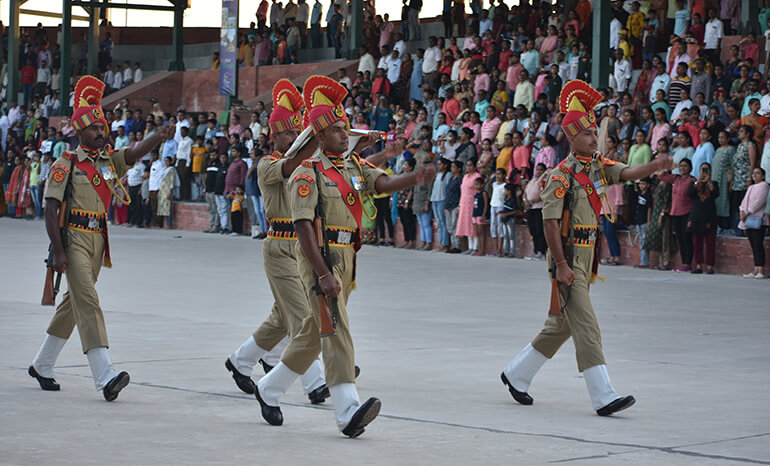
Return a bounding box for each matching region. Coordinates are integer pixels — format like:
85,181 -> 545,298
711,131 -> 735,233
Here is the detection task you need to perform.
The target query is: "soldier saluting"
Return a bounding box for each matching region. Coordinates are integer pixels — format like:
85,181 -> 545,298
500,80 -> 674,416
29,76 -> 174,401
254,75 -> 433,437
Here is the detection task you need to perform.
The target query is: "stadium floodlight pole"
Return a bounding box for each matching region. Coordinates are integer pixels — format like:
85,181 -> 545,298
60,0 -> 73,115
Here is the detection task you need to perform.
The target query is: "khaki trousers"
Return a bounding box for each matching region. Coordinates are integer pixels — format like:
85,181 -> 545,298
47,231 -> 109,353
282,245 -> 357,386
252,239 -> 312,351
531,247 -> 605,372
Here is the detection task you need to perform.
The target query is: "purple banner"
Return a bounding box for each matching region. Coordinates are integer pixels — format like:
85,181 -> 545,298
219,0 -> 238,96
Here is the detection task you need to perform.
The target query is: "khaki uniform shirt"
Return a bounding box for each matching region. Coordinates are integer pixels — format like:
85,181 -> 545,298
257,152 -> 293,223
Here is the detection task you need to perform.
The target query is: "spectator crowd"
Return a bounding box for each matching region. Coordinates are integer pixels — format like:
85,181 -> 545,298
2,0 -> 770,277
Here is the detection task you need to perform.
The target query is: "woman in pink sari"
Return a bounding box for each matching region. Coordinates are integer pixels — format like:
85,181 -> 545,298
633,59 -> 656,102
540,25 -> 559,62
5,156 -> 32,218
457,49 -> 472,82
378,15 -> 393,50
456,159 -> 482,254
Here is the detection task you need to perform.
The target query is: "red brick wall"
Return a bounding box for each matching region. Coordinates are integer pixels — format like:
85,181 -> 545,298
170,202 -> 769,275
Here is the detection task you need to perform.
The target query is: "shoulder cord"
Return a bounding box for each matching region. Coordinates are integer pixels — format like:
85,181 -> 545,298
595,158 -> 616,224
104,155 -> 132,206
350,154 -> 377,221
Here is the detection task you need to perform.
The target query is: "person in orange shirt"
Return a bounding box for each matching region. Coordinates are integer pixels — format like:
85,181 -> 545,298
191,135 -> 206,201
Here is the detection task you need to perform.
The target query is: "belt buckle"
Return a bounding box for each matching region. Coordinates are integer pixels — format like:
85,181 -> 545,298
588,230 -> 597,242
88,217 -> 99,230
337,231 -> 352,244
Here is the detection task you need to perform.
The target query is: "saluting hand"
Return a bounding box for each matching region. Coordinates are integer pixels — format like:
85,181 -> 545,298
655,155 -> 675,172
158,123 -> 176,140
385,138 -> 406,159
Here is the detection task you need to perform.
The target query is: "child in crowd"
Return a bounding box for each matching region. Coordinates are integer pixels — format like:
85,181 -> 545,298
498,183 -> 521,257
229,185 -> 245,236
472,176 -> 490,256
191,136 -> 206,201
489,168 -> 507,256
634,177 -> 653,268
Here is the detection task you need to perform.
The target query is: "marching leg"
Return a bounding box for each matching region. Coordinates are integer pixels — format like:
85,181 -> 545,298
29,334 -> 67,390
86,346 -> 129,401
226,335 -> 270,394
300,360 -> 328,404
255,362 -> 300,426
584,364 -> 635,416
330,383 -> 381,438
501,343 -> 548,405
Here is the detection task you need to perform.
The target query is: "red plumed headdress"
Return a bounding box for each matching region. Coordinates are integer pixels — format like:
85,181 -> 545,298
558,79 -> 603,137
269,79 -> 304,135
71,76 -> 108,133
302,75 -> 348,135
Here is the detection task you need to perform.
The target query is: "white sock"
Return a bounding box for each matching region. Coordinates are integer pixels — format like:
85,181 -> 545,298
503,343 -> 548,392
86,347 -> 118,390
256,362 -> 300,406
583,364 -> 620,410
31,334 -> 67,378
300,360 -> 325,394
261,337 -> 289,368
329,383 -> 361,430
229,336 -> 268,376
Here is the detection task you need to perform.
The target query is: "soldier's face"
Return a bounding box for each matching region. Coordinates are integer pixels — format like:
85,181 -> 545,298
569,126 -> 598,157
317,121 -> 348,155
274,127 -> 300,153
78,123 -> 106,149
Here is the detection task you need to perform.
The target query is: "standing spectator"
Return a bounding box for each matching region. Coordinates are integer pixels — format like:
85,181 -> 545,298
408,0 -> 422,42
431,158 -> 451,251
688,162 -> 719,274
457,159 -> 481,253
310,0 -> 322,48
489,168 -> 507,256
712,131 -> 735,233
632,176 -> 653,268
127,161 -> 145,227
203,151 -> 222,233
471,176 -> 490,256
176,126 -> 193,200
671,131 -> 695,174
739,168 -> 769,278
214,152 -> 231,233
412,141 -> 434,250
157,157 -> 176,228
296,0 -> 309,48
228,185 -> 245,235
659,158 -> 695,271
148,150 -> 163,227
444,160 -> 463,253
731,126 -> 758,231
704,8 -> 723,65
523,163 -> 548,259
20,58 -> 35,107
691,128 -> 714,173
372,159 -> 395,246
328,4 -> 344,58
397,158 -> 417,249
422,37 -> 441,89
645,171 -> 676,271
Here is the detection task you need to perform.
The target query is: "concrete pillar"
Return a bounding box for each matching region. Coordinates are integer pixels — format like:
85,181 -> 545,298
87,0 -> 100,76
7,0 -> 21,108
741,0 -> 761,34
591,0 -> 610,90
60,0 -> 73,115
169,1 -> 186,71
347,0 -> 362,60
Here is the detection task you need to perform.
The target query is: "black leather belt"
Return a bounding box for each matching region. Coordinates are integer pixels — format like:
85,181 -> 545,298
325,229 -> 355,245
68,209 -> 107,233
268,222 -> 295,233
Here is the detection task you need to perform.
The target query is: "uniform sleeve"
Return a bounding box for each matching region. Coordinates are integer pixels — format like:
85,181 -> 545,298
257,156 -> 286,188
604,161 -> 628,185
541,173 -> 567,220
288,164 -> 318,223
358,155 -> 387,193
111,147 -> 129,178
44,159 -> 72,202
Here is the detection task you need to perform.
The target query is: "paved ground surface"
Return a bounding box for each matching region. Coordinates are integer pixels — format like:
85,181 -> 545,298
1,217 -> 769,466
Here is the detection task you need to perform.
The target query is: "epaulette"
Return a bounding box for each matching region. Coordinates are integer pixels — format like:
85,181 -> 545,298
300,159 -> 315,168
600,155 -> 618,166
62,151 -> 74,161
558,161 -> 571,174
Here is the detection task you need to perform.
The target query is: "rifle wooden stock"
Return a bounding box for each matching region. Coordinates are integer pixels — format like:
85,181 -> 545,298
42,268 -> 55,306
548,279 -> 564,317
317,293 -> 338,337
560,209 -> 571,238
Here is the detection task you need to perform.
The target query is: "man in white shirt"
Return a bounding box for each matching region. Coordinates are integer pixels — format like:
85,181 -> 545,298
609,15 -> 623,51
114,126 -> 129,149
357,45 -> 375,77
612,49 -> 632,94
422,36 -> 442,89
35,60 -> 51,98
126,161 -> 146,227
270,0 -> 282,29
386,49 -> 401,85
337,68 -> 352,90
175,126 -> 193,200
649,61 -> 671,103
479,10 -> 493,37
103,68 -> 114,92
670,89 -> 693,123
174,108 -> 191,143
513,69 -> 535,112
295,0 -> 309,47
133,62 -> 143,83
111,109 -> 126,134
122,61 -> 133,87
668,41 -> 692,78
377,45 -> 392,70
148,150 -> 164,226
111,64 -> 123,91
393,33 -> 406,58
759,82 -> 770,117
703,7 -> 723,65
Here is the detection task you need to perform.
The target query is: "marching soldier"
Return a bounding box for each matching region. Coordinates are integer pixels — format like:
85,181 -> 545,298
225,79 -> 329,404
500,80 -> 674,416
28,76 -> 174,400
253,75 -> 434,437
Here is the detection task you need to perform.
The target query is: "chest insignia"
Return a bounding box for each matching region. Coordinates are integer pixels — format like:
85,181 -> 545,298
92,173 -> 102,186
346,191 -> 357,206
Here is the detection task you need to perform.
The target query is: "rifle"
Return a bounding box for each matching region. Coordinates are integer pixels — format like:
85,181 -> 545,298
549,165 -> 576,317
312,164 -> 339,337
41,160 -> 73,306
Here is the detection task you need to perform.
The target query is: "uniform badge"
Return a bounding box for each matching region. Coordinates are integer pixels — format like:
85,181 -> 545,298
551,175 -> 569,188
351,175 -> 365,191
555,186 -> 566,199
92,173 -> 102,186
52,168 -> 66,183
346,191 -> 357,206
297,184 -> 311,197
585,183 -> 594,195
334,106 -> 345,118
301,160 -> 314,168
290,114 -> 301,126
294,173 -> 315,183
559,164 -> 570,174
101,165 -> 116,180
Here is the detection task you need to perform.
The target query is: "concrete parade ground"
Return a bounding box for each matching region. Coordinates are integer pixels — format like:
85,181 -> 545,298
1,217 -> 769,465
